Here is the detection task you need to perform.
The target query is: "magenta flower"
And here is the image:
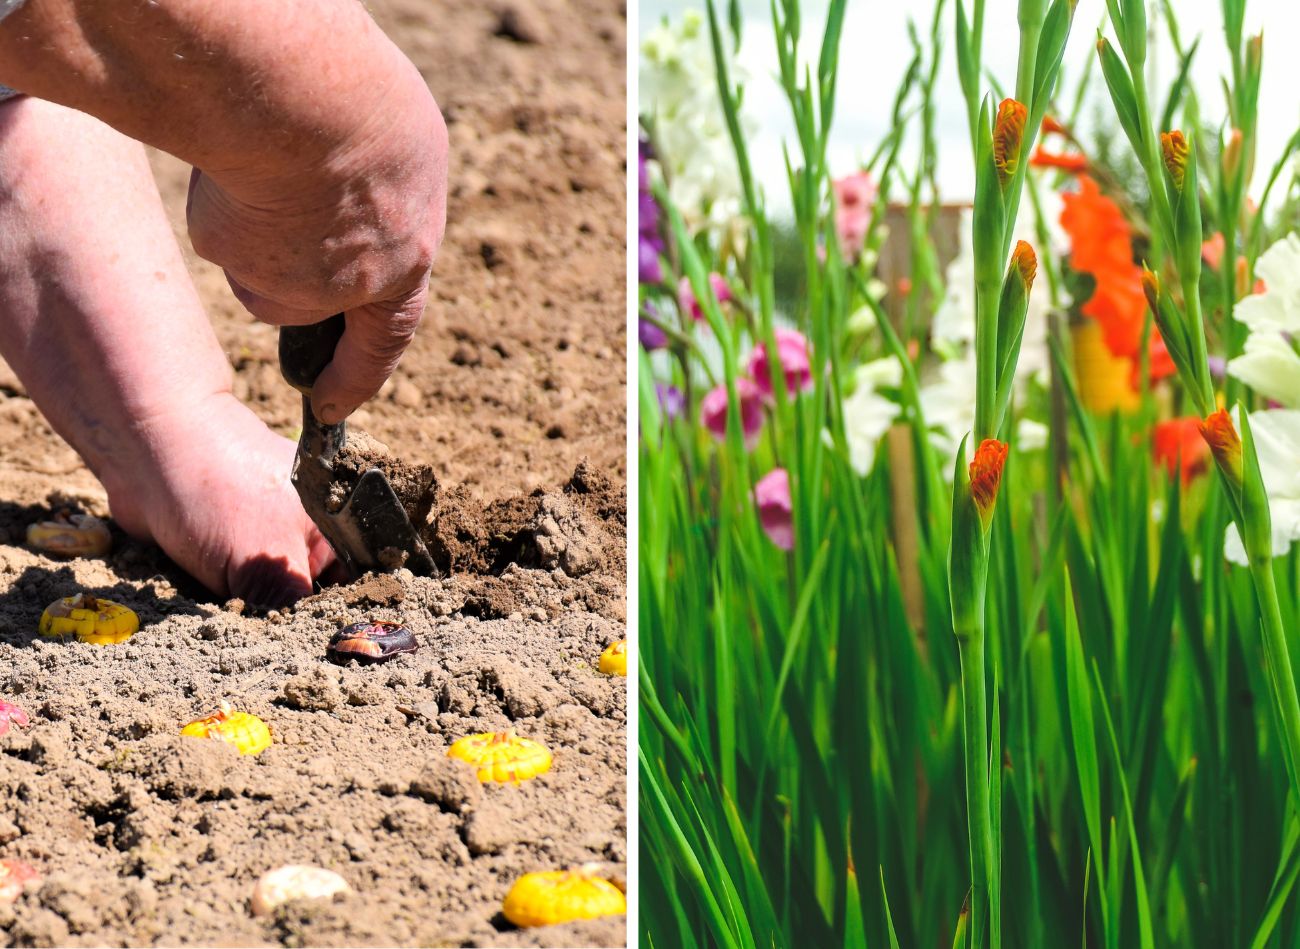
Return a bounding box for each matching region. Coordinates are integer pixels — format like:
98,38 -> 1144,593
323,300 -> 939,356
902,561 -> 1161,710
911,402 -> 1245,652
754,468 -> 794,550
748,328 -> 813,399
833,170 -> 877,262
677,273 -> 733,323
0,699 -> 31,737
701,377 -> 765,448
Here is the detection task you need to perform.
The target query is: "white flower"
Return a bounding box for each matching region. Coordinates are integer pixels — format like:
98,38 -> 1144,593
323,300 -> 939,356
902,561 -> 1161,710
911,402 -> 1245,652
842,358 -> 902,475
1234,232 -> 1300,336
1228,232 -> 1300,412
1017,418 -> 1049,452
1227,331 -> 1300,408
1224,409 -> 1300,565
640,11 -> 747,238
919,349 -> 978,464
931,209 -> 977,356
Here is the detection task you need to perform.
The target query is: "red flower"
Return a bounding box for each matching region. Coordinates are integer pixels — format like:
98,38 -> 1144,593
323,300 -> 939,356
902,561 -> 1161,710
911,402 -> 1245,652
1153,417 -> 1210,484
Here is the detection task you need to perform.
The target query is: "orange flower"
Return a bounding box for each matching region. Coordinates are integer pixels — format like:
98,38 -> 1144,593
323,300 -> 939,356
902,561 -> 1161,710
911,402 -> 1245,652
1041,115 -> 1070,137
969,439 -> 1009,526
1060,175 -> 1175,391
1199,409 -> 1243,485
1153,417 -> 1210,484
993,99 -> 1028,185
1029,147 -> 1087,174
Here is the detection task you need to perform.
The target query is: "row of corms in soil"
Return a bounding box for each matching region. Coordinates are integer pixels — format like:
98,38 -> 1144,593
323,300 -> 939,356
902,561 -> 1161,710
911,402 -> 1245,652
0,509 -> 630,930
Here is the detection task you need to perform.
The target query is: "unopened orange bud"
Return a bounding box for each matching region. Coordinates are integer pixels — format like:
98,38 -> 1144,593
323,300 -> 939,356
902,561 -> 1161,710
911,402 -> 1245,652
1235,258 -> 1252,299
1222,129 -> 1244,181
969,439 -> 1009,527
1200,409 -> 1243,486
993,99 -> 1028,185
1161,131 -> 1190,192
1011,241 -> 1037,290
1141,267 -> 1160,313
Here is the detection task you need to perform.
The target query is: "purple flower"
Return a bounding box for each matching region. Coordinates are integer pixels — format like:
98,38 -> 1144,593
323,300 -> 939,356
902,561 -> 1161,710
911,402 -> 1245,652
638,134 -> 665,285
656,383 -> 685,420
754,468 -> 794,550
639,316 -> 668,351
640,237 -> 664,284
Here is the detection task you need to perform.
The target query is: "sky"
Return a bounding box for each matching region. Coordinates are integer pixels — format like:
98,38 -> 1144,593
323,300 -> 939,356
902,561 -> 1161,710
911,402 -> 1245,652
638,0 -> 1300,213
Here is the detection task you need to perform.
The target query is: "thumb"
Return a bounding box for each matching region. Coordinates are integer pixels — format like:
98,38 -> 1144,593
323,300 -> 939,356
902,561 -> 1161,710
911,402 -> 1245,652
310,291 -> 426,424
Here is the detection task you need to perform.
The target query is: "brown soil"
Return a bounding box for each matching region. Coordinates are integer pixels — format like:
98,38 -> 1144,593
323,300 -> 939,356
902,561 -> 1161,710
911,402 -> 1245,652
328,431 -> 438,532
0,0 -> 627,945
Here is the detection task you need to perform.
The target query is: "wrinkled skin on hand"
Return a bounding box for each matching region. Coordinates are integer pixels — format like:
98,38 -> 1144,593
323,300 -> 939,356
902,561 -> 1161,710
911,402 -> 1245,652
186,70 -> 449,426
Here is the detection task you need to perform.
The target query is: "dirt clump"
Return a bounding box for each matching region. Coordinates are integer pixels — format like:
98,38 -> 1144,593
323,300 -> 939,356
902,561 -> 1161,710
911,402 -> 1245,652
328,430 -> 438,530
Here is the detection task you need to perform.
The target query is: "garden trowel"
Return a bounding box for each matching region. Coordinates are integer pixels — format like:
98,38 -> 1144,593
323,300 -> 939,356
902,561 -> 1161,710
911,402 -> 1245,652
278,315 -> 438,579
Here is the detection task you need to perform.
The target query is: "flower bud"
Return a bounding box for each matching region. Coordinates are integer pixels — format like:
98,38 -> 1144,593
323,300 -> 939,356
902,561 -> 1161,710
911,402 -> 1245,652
1161,131 -> 1190,192
969,439 -> 1009,531
993,99 -> 1028,187
1140,267 -> 1160,315
1200,409 -> 1243,488
1247,34 -> 1262,76
1222,128 -> 1244,182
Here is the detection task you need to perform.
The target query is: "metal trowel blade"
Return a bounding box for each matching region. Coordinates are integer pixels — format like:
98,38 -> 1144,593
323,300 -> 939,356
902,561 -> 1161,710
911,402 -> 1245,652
289,394 -> 438,579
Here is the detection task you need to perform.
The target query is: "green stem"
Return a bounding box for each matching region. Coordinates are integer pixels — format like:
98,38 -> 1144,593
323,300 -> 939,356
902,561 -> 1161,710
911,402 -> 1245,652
1250,560 -> 1300,804
959,627 -> 996,948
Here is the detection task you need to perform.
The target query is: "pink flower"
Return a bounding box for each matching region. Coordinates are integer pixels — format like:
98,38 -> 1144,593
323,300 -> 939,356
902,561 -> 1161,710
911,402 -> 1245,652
833,171 -> 877,261
754,468 -> 794,550
748,328 -> 813,399
1202,232 -> 1226,270
700,377 -> 765,448
677,273 -> 733,323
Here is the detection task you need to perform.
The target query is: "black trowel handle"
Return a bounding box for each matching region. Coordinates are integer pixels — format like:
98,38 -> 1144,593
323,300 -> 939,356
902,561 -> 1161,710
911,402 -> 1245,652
279,314 -> 346,394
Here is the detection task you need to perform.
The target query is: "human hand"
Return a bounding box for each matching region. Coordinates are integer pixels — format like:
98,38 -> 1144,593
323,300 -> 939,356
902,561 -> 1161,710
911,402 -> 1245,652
186,71 -> 448,424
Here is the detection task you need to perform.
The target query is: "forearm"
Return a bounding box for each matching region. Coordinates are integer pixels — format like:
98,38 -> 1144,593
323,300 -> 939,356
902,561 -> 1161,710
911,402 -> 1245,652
0,0 -> 425,190
0,98 -> 232,482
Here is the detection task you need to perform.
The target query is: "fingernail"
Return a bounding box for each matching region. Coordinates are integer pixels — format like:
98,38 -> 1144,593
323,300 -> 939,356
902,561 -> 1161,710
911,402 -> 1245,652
317,403 -> 343,425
